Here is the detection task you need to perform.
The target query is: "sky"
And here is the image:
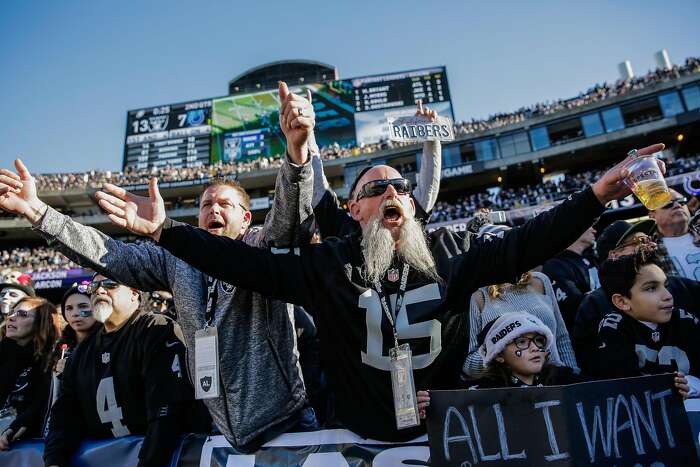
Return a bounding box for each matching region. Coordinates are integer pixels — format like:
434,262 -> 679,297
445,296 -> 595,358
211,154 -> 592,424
1,0 -> 698,174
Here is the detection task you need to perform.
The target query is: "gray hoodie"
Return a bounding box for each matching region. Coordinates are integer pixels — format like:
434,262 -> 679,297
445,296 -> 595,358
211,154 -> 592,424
34,159 -> 314,450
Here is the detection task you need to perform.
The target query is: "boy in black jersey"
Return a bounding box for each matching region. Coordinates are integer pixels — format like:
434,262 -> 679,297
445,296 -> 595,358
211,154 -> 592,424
596,248 -> 696,398
44,275 -> 202,467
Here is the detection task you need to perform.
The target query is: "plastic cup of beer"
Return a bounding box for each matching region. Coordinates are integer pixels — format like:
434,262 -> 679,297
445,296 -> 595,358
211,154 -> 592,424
623,152 -> 671,210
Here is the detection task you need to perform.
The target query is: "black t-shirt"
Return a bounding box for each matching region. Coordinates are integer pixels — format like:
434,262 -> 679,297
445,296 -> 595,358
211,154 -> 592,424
594,309 -> 700,379
158,187 -> 604,441
44,312 -> 195,467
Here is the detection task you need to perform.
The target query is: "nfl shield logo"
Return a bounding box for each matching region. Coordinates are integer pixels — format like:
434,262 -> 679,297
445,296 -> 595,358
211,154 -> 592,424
651,331 -> 661,343
387,268 -> 399,282
101,353 -> 110,364
200,376 -> 212,392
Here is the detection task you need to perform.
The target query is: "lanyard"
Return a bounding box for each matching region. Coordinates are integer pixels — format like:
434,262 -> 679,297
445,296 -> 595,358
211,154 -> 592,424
204,275 -> 218,327
204,276 -> 236,327
373,264 -> 410,349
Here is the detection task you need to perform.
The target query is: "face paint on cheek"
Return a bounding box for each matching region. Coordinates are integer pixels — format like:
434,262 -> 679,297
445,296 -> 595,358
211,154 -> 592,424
515,350 -> 522,358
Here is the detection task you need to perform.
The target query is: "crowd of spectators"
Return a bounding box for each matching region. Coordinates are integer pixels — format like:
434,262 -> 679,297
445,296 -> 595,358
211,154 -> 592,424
431,153 -> 700,222
454,56 -> 700,135
29,57 -> 699,194
5,154 -> 700,274
0,246 -> 80,273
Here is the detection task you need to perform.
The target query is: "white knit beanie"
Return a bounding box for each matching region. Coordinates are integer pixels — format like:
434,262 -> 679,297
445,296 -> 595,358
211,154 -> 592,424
478,312 -> 554,366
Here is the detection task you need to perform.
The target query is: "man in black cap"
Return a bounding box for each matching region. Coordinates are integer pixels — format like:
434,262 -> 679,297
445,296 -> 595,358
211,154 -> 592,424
572,219 -> 700,374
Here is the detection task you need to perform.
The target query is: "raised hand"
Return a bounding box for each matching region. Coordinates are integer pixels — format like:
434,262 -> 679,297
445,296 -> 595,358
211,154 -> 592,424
278,81 -> 315,165
0,159 -> 47,224
415,99 -> 438,122
95,178 -> 166,240
591,143 -> 665,204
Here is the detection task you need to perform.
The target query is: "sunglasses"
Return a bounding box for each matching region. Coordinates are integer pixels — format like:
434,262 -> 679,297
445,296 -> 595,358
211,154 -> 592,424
615,234 -> 654,251
512,335 -> 547,351
86,279 -> 121,295
355,178 -> 411,201
659,197 -> 688,210
10,309 -> 35,319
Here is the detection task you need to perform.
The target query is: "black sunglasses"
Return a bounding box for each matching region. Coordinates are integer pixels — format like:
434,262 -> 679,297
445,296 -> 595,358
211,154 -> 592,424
86,279 -> 121,295
659,197 -> 688,210
355,178 -> 411,201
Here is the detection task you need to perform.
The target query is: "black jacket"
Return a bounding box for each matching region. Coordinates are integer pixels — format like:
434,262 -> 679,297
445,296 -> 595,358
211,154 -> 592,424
542,249 -> 599,332
573,276 -> 700,376
466,365 -> 584,389
0,338 -> 52,438
156,187 -> 604,441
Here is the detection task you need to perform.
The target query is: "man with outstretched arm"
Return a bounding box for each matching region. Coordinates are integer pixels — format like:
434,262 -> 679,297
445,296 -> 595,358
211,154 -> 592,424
0,82 -> 318,452
1,139 -> 664,442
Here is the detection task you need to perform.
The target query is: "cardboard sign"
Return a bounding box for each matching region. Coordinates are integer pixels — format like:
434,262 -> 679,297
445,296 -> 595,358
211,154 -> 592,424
388,115 -> 454,142
426,374 -> 698,467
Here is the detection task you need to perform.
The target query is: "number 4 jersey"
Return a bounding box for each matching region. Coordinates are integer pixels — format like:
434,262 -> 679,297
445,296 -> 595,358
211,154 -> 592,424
44,311 -> 198,467
594,309 -> 700,379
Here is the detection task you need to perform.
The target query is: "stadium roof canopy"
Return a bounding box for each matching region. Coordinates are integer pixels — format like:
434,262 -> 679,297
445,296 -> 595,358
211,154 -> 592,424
228,59 -> 338,95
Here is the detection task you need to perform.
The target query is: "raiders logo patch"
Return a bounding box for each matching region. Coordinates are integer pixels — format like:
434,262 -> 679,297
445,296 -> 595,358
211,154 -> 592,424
219,281 -> 236,294
200,376 -> 212,392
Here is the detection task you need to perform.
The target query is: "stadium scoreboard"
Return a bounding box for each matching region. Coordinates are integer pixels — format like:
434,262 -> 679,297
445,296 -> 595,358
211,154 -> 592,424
123,66 -> 453,170
352,68 -> 450,112
124,100 -> 212,170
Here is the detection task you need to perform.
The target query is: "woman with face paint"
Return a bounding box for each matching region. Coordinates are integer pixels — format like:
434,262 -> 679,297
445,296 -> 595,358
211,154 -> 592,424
0,297 -> 60,449
417,313 -> 583,420
53,282 -> 101,376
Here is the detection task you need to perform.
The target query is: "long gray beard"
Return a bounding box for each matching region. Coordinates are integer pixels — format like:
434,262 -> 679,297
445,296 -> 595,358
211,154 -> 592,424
361,215 -> 440,284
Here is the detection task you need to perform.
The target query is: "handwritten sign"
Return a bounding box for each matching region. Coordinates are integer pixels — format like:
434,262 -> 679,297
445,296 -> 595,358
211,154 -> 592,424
388,115 -> 454,142
426,374 -> 698,467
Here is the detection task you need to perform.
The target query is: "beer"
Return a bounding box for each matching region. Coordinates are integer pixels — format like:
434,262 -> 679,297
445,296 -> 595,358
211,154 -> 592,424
624,152 -> 671,210
631,179 -> 672,210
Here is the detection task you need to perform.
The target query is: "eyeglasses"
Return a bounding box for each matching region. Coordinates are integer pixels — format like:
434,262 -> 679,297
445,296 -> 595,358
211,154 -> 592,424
355,178 -> 411,201
86,279 -> 121,295
659,197 -> 688,210
512,335 -> 548,351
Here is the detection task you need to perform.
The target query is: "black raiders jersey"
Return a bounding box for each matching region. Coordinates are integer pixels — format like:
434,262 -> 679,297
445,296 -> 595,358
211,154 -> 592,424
595,309 -> 700,379
44,311 -> 193,466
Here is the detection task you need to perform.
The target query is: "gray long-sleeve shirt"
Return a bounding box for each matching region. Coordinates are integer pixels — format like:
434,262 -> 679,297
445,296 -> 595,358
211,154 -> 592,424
34,158 -> 315,450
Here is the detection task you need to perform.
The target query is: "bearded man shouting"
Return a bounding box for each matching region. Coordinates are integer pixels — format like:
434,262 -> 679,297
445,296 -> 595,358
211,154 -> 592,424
86,144 -> 664,442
